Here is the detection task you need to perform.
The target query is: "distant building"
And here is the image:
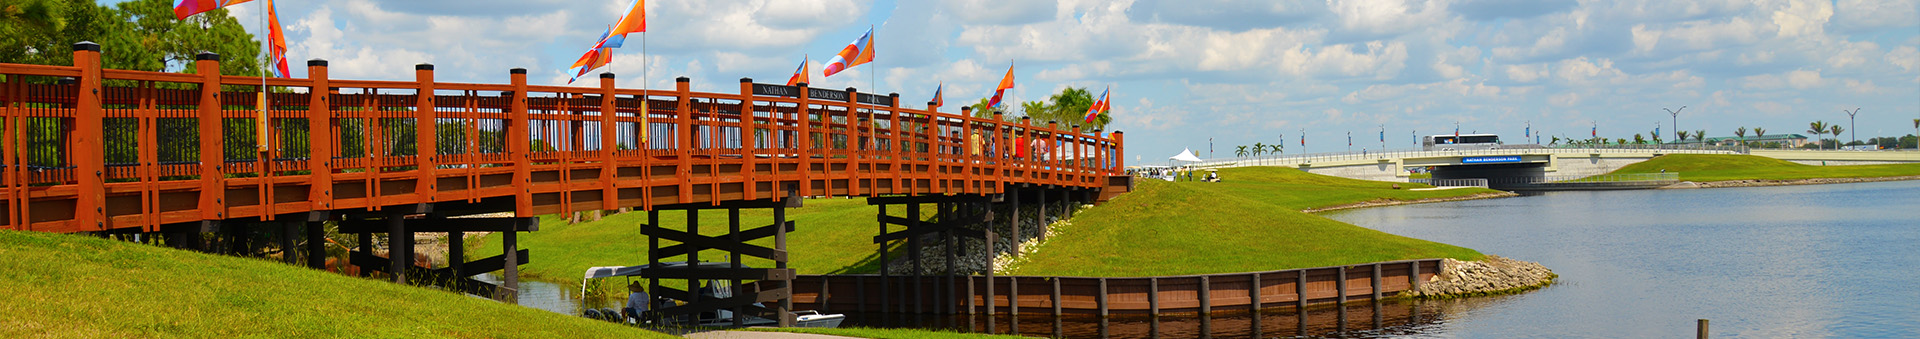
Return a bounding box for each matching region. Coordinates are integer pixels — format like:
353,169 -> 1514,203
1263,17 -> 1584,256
1674,134 -> 1810,147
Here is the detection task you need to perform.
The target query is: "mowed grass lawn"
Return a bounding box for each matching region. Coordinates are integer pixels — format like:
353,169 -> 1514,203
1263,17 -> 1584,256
0,231 -> 675,339
1008,167 -> 1491,277
470,198 -> 927,288
1611,154 -> 1920,182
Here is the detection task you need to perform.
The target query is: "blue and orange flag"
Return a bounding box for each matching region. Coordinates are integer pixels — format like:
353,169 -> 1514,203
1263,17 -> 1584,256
601,0 -> 647,48
265,0 -> 288,77
1083,87 -> 1109,123
567,27 -> 617,84
988,63 -> 1014,109
173,0 -> 254,20
822,28 -> 874,77
785,56 -> 809,86
931,83 -> 943,106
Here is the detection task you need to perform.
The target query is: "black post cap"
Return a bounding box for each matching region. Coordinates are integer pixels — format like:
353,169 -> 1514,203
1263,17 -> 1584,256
795,82 -> 809,87
845,87 -> 858,92
72,41 -> 100,52
739,77 -> 753,83
889,93 -> 899,97
1021,116 -> 1030,120
307,59 -> 327,67
961,106 -> 972,111
601,72 -> 616,79
196,52 -> 221,61
928,101 -> 938,106
676,76 -> 691,83
1112,130 -> 1123,134
415,64 -> 434,71
510,68 -> 527,74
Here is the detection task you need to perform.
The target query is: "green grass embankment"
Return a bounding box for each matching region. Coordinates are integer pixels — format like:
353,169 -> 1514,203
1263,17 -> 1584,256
1006,167 -> 1492,277
0,230 -> 675,339
1610,154 -> 1920,182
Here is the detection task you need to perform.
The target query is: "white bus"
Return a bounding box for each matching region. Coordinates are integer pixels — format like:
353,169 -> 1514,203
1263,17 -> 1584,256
1423,134 -> 1502,151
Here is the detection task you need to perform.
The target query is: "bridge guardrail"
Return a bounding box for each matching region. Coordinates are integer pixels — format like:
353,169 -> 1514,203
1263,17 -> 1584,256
0,44 -> 1127,233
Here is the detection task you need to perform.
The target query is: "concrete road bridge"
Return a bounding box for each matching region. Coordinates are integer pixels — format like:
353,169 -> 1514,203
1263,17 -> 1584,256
0,43 -> 1131,326
1191,146 -> 1918,188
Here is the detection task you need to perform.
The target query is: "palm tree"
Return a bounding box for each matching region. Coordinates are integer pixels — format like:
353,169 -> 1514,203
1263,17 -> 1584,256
1235,145 -> 1248,158
1829,125 -> 1844,148
1251,142 -> 1265,157
1693,129 -> 1706,146
1550,136 -> 1561,146
1634,133 -> 1646,144
1807,121 -> 1828,150
1676,130 -> 1691,145
1734,127 -> 1747,146
1269,144 -> 1283,155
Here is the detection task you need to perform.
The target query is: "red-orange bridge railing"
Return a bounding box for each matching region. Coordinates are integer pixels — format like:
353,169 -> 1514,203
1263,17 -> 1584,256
0,43 -> 1126,234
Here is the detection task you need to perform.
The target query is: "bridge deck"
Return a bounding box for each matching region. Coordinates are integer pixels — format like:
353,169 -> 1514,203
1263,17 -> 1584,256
0,46 -> 1127,233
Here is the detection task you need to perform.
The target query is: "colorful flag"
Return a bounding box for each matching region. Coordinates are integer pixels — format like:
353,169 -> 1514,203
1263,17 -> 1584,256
785,57 -> 808,86
1082,87 -> 1109,123
265,0 -> 288,77
931,83 -> 943,106
605,0 -> 647,47
567,27 -> 618,84
988,64 -> 1014,109
1592,126 -> 1597,137
173,0 -> 255,20
822,28 -> 874,77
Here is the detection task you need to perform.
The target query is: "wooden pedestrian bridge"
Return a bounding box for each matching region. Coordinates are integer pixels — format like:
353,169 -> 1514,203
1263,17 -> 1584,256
0,43 -> 1130,326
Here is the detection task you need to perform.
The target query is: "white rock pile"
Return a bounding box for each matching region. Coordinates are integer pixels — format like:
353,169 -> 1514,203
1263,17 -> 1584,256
1400,255 -> 1555,298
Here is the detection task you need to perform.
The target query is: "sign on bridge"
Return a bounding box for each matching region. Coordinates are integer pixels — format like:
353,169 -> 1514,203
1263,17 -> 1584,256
1461,156 -> 1522,164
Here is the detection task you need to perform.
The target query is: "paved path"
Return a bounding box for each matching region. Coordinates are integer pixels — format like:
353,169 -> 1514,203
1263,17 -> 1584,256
681,330 -> 860,339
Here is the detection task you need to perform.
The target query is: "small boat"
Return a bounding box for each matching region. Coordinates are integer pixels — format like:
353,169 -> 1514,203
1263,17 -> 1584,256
580,262 -> 844,328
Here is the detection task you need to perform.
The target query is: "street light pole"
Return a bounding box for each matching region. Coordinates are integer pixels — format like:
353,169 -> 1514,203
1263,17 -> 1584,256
1664,106 -> 1685,142
1843,108 -> 1860,145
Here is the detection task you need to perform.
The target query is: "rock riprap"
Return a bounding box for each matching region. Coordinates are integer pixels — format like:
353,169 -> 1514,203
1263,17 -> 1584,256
1401,255 -> 1555,298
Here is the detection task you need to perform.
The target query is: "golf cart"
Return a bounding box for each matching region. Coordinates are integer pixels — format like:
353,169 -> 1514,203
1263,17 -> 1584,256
579,261 -> 843,328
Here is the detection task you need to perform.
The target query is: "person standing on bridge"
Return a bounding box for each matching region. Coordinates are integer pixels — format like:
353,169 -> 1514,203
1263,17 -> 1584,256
970,131 -> 983,157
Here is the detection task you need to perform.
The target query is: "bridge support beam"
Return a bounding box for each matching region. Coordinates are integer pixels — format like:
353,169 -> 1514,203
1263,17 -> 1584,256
643,194 -> 800,327
869,194 -> 993,315
343,207 -> 538,302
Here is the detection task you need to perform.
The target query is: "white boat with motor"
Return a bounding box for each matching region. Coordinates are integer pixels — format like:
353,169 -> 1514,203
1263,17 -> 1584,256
579,261 -> 844,328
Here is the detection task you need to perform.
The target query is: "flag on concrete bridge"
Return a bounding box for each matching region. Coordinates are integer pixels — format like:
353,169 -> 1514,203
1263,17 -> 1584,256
989,63 -> 1014,109
786,56 -> 808,86
823,28 -> 874,77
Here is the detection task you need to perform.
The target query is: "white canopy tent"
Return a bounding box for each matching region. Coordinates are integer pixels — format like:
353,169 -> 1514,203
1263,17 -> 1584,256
1170,148 -> 1202,162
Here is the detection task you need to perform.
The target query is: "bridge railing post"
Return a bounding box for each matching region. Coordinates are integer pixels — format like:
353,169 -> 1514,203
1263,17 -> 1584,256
194,52 -> 227,221
795,82 -> 812,197
307,60 -> 333,210
600,73 -> 617,211
413,64 -> 438,202
674,77 -> 692,203
1111,131 -> 1125,173
71,42 -> 105,231
509,68 -> 531,216
736,78 -> 757,198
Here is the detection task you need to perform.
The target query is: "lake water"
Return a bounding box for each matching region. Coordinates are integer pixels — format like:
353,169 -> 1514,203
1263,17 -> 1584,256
490,180 -> 1920,338
1320,180 -> 1920,338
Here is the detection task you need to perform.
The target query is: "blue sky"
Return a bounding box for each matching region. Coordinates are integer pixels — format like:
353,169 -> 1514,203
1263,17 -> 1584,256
183,0 -> 1918,161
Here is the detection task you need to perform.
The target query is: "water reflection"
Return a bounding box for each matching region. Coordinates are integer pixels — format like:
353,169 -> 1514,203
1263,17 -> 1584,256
838,298 -> 1497,339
